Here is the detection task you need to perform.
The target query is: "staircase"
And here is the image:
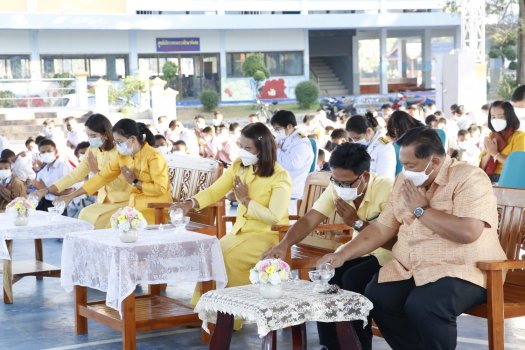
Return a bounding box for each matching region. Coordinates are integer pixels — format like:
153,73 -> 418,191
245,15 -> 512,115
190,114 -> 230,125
310,57 -> 350,96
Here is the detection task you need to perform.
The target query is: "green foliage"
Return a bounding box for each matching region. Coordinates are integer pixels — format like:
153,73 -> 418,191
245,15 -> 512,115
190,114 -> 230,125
0,90 -> 17,108
53,73 -> 74,95
200,90 -> 219,111
162,61 -> 178,88
108,76 -> 146,113
242,53 -> 270,80
295,81 -> 320,109
497,74 -> 518,100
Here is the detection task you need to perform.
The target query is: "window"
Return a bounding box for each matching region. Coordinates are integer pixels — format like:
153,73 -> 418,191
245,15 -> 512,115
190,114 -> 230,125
41,55 -> 128,80
0,56 -> 30,79
226,51 -> 303,77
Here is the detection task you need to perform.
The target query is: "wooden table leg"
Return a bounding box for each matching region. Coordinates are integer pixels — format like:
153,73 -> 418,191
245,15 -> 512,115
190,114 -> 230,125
209,312 -> 234,350
121,293 -> 137,350
3,240 -> 13,304
336,321 -> 362,350
291,323 -> 307,350
34,239 -> 43,280
262,331 -> 276,350
74,286 -> 88,334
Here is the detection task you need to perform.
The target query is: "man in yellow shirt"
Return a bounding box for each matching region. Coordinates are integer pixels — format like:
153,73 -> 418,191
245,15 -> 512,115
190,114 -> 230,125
263,142 -> 394,350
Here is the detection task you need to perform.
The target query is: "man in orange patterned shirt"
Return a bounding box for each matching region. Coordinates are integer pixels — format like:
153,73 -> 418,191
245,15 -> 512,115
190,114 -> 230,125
318,127 -> 506,350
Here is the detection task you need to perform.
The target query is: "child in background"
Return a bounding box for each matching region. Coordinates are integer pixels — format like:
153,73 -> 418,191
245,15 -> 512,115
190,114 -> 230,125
0,158 -> 26,211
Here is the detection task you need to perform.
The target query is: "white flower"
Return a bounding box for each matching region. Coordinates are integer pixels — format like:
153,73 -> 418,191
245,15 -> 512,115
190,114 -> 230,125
279,270 -> 290,281
268,272 -> 281,285
249,269 -> 259,284
118,221 -> 131,232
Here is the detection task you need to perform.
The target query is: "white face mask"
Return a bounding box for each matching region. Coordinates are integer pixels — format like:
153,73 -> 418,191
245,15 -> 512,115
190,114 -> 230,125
274,129 -> 287,143
491,119 -> 507,132
354,138 -> 370,147
403,159 -> 434,187
333,180 -> 362,201
89,137 -> 104,148
157,146 -> 170,155
238,148 -> 258,166
40,152 -> 56,164
116,140 -> 133,156
78,154 -> 85,162
0,169 -> 11,180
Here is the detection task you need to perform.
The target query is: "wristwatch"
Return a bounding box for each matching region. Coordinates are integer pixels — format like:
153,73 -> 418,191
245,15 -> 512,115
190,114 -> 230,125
414,205 -> 429,219
353,219 -> 364,231
132,178 -> 139,186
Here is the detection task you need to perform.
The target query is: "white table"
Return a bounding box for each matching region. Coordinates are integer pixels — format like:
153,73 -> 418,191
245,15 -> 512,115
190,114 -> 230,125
61,228 -> 227,350
195,281 -> 373,350
0,210 -> 93,304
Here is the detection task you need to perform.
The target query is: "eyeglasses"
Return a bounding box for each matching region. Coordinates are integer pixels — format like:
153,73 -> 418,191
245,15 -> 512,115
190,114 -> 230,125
113,138 -> 129,146
330,175 -> 361,188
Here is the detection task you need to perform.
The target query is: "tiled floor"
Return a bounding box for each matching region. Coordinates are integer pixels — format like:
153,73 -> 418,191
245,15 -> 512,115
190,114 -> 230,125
1,238 -> 525,349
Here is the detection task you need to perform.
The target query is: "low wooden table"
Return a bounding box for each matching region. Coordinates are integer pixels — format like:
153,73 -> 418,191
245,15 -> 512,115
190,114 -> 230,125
0,211 -> 93,304
195,281 -> 373,350
61,228 -> 227,350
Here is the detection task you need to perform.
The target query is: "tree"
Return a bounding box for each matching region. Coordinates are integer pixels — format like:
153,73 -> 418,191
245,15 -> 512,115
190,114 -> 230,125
242,53 -> 270,98
162,61 -> 178,88
517,0 -> 525,83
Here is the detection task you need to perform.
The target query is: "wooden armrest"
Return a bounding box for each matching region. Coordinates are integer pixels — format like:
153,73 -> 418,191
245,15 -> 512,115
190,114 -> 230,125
289,215 -> 300,220
207,201 -> 224,208
477,259 -> 525,271
147,203 -> 172,209
222,215 -> 237,223
271,225 -> 291,233
311,223 -> 353,233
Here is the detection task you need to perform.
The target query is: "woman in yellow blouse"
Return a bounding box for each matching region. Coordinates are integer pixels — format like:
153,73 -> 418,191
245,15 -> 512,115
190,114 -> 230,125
55,119 -> 172,224
480,100 -> 525,183
40,114 -> 131,229
178,122 -> 292,290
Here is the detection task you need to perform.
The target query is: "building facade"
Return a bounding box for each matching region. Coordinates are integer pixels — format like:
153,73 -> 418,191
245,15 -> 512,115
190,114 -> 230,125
0,0 -> 460,102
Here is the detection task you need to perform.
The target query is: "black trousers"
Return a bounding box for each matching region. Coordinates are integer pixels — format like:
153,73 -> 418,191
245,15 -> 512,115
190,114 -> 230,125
364,273 -> 486,350
317,255 -> 380,350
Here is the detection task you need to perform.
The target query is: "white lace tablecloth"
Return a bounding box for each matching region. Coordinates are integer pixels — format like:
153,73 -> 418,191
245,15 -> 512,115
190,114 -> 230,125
61,228 -> 227,317
195,280 -> 373,337
0,211 -> 94,259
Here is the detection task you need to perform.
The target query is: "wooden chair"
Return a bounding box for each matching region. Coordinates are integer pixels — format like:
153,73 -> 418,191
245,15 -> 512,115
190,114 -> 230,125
148,154 -> 226,238
466,186 -> 525,350
269,171 -> 354,279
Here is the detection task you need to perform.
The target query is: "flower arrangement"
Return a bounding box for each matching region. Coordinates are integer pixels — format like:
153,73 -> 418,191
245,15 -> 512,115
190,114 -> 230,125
6,197 -> 36,217
249,258 -> 292,285
110,207 -> 147,232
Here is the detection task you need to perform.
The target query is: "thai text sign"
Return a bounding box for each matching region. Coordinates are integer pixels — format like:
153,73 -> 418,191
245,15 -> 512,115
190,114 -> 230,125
156,38 -> 200,52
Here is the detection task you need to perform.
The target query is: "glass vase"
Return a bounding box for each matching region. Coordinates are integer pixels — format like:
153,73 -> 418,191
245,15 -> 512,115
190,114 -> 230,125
14,212 -> 29,226
119,229 -> 138,243
259,283 -> 283,299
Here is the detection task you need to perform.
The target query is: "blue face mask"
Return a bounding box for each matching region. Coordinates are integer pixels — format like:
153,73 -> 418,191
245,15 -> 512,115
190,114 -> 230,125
89,137 -> 104,148
116,140 -> 133,156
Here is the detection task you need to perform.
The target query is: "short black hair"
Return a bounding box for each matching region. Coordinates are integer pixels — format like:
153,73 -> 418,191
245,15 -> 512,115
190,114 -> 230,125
330,128 -> 348,140
434,110 -> 443,117
425,114 -> 437,126
488,100 -> 521,132
0,158 -> 11,166
154,134 -> 167,142
457,129 -> 468,137
1,149 -> 15,160
511,85 -> 525,102
35,136 -> 46,146
271,110 -> 297,128
329,143 -> 371,174
346,114 -> 378,134
173,140 -> 186,147
397,127 -> 446,159
37,139 -> 56,149
381,104 -> 392,110
386,110 -> 424,139
25,137 -> 35,147
454,105 -> 465,115
229,122 -> 240,132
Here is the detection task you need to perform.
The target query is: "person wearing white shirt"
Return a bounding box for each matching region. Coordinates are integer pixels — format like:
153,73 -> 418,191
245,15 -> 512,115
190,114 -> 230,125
65,117 -> 88,149
34,139 -> 73,213
511,85 -> 525,131
271,110 -> 314,199
452,105 -> 472,131
346,114 -> 396,180
165,120 -> 200,157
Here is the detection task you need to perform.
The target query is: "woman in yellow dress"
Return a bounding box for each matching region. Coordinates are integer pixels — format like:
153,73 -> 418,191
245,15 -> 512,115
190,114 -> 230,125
39,114 -> 131,229
55,119 -> 172,224
178,122 -> 292,290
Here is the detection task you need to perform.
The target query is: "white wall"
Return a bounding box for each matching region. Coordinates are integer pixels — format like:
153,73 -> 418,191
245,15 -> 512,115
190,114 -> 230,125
136,30 -> 220,54
224,30 -> 305,52
39,30 -> 129,54
0,30 -> 31,54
